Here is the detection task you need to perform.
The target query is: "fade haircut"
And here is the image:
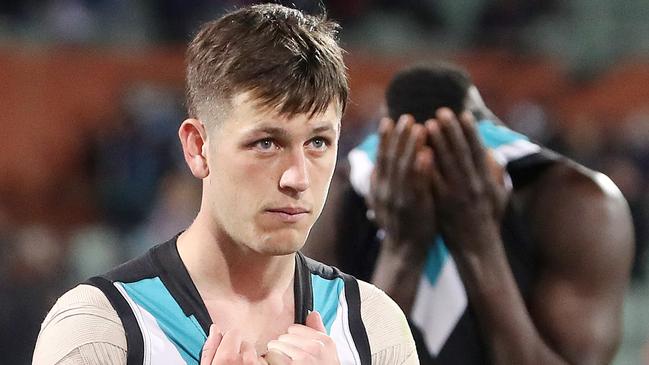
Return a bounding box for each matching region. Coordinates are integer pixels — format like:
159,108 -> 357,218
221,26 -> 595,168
386,62 -> 472,123
186,3 -> 348,124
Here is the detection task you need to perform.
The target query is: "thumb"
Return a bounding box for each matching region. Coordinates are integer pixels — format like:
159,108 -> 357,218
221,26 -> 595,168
201,324 -> 222,365
305,311 -> 327,333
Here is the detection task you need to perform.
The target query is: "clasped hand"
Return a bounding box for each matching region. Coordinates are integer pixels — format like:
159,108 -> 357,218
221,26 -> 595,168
200,311 -> 339,365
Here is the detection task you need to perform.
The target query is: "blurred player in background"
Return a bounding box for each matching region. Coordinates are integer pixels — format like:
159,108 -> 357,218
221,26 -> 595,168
33,4 -> 417,365
306,63 -> 634,364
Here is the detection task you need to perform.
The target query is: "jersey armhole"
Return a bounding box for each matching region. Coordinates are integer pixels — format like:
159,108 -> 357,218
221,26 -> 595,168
86,276 -> 145,365
342,275 -> 372,365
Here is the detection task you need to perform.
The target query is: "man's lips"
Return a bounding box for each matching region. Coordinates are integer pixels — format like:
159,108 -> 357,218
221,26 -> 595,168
266,207 -> 310,215
264,207 -> 311,223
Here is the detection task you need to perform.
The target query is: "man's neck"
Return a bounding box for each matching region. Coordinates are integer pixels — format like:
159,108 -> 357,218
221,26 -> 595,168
177,212 -> 296,303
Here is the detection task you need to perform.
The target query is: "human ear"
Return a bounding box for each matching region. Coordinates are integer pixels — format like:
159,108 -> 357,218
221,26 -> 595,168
178,118 -> 209,179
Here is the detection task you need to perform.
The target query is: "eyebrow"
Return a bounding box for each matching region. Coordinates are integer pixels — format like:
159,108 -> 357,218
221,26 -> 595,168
312,124 -> 337,134
243,123 -> 337,138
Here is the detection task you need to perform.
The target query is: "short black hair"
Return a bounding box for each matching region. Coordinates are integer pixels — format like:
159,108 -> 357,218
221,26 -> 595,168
386,62 -> 472,123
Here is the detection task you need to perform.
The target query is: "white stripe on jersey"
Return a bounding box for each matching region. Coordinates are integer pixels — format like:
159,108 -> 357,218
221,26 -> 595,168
115,282 -> 187,365
410,257 -> 467,356
348,148 -> 374,198
492,139 -> 541,164
330,288 -> 363,365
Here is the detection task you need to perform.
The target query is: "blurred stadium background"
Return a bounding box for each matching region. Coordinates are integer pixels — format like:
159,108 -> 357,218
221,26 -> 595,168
1,1 -> 648,363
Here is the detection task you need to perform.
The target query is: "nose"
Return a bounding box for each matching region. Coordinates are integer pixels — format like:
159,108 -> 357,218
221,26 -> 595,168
279,149 -> 310,194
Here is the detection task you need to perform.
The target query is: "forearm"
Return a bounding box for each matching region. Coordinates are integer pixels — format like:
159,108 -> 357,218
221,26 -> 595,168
452,241 -> 569,365
371,236 -> 427,314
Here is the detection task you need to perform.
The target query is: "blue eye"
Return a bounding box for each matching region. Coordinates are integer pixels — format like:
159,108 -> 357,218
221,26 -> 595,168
255,139 -> 275,150
309,137 -> 328,150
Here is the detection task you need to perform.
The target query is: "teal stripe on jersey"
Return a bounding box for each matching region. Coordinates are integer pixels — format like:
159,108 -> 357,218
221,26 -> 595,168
120,277 -> 206,364
353,119 -> 527,166
424,237 -> 449,284
476,119 -> 528,148
356,133 -> 380,164
311,275 -> 344,334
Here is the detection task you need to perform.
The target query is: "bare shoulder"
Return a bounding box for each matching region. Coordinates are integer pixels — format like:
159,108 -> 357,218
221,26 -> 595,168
33,284 -> 127,365
518,159 -> 634,362
524,159 -> 634,272
357,280 -> 418,365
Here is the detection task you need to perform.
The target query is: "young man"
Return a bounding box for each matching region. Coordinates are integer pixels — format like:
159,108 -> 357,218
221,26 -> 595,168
305,64 -> 634,364
32,4 -> 416,365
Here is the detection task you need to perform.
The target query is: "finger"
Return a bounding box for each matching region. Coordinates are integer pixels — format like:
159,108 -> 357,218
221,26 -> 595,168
429,161 -> 446,200
386,114 -> 414,188
398,123 -> 426,181
263,350 -> 291,365
414,146 -> 433,175
458,110 -> 488,178
201,325 -> 222,365
414,146 -> 434,192
240,341 -> 259,365
436,108 -> 476,180
276,333 -> 325,356
267,339 -> 312,362
425,119 -> 453,187
485,150 -> 506,186
368,169 -> 379,212
286,324 -> 332,345
305,311 -> 327,333
214,329 -> 242,363
376,117 -> 394,179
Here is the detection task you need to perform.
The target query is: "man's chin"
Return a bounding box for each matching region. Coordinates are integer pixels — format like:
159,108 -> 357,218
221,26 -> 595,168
251,243 -> 302,257
255,232 -> 306,256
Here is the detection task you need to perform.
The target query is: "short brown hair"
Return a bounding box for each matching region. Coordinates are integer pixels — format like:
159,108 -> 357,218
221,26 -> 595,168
186,3 -> 348,123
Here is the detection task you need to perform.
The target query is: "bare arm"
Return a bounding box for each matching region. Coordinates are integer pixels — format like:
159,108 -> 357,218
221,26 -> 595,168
368,116 -> 437,313
428,108 -> 633,365
525,163 -> 633,364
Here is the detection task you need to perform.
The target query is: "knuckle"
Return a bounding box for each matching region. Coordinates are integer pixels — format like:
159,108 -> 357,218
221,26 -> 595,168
306,341 -> 324,356
468,182 -> 485,198
397,160 -> 409,174
393,203 -> 406,217
321,335 -> 335,348
375,191 -> 387,206
293,352 -> 312,362
278,334 -> 292,342
382,195 -> 395,210
217,352 -> 239,364
394,197 -> 412,215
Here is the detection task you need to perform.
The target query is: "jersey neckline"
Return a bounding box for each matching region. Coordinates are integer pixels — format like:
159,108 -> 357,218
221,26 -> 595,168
150,235 -> 313,335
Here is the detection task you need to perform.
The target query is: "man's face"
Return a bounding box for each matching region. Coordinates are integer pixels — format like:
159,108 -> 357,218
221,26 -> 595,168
203,92 -> 341,256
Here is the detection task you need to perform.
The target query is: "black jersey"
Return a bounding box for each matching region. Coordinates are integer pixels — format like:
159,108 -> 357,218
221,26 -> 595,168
85,237 -> 372,365
344,120 -> 560,364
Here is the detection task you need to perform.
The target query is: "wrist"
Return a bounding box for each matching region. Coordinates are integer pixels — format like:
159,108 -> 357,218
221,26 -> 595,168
376,232 -> 428,271
443,222 -> 503,259
373,235 -> 428,313
451,241 -> 510,297
381,231 -> 431,258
